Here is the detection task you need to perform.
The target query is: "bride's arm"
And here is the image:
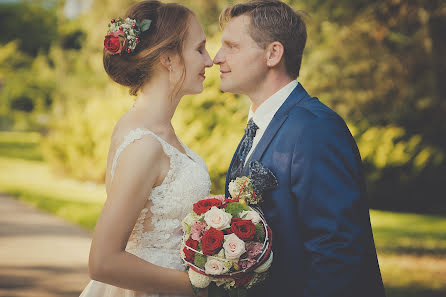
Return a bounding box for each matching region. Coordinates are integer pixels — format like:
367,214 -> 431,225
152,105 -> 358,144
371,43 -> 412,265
88,135 -> 202,296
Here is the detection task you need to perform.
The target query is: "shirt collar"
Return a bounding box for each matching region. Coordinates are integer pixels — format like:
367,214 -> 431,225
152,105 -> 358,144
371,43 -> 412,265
248,80 -> 298,130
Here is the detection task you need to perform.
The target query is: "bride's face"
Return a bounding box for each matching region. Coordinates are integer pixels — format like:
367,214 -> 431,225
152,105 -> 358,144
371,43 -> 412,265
172,16 -> 213,96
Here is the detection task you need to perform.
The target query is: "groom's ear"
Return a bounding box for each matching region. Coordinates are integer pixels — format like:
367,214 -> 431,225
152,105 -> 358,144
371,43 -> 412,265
265,41 -> 285,68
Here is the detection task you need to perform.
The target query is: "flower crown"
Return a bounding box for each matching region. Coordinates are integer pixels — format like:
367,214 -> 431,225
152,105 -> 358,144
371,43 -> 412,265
104,17 -> 152,55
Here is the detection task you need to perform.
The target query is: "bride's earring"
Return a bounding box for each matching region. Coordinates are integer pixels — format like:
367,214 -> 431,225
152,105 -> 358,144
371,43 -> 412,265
169,65 -> 174,84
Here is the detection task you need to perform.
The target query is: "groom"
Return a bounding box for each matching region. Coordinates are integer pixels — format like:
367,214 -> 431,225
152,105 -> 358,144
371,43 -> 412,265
214,1 -> 386,297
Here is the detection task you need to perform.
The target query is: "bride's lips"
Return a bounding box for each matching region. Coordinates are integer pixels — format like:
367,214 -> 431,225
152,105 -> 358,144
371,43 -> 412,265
199,72 -> 205,79
220,70 -> 230,77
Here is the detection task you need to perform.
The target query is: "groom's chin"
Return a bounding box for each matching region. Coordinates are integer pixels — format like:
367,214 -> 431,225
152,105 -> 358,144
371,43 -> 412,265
219,81 -> 234,94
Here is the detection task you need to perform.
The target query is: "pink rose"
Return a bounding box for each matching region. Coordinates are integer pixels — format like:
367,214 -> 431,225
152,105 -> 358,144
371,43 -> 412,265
190,221 -> 208,241
204,207 -> 232,230
223,233 -> 246,260
205,258 -> 229,275
246,242 -> 263,259
238,258 -> 257,270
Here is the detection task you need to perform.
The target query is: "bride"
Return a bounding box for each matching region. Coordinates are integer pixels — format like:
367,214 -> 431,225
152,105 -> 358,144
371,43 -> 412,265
79,1 -> 212,296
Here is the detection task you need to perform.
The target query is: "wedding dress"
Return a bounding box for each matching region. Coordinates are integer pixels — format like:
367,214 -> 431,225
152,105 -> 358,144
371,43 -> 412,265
79,128 -> 211,297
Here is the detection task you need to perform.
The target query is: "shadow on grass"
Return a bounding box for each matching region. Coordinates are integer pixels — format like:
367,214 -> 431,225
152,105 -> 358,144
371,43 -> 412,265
0,265 -> 88,297
377,246 -> 446,257
8,191 -> 102,231
0,142 -> 43,161
385,286 -> 446,297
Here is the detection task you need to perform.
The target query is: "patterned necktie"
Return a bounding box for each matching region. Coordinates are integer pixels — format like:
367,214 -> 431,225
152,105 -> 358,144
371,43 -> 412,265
229,118 -> 259,181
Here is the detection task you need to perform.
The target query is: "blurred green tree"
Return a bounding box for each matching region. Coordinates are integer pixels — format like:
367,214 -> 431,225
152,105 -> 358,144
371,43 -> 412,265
3,0 -> 445,212
293,0 -> 446,212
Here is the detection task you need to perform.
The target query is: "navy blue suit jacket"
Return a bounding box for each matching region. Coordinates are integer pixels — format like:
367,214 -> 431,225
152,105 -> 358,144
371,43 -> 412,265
225,84 -> 385,297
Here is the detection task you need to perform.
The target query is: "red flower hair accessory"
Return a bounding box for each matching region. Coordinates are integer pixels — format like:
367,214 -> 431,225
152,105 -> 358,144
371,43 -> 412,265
104,17 -> 151,55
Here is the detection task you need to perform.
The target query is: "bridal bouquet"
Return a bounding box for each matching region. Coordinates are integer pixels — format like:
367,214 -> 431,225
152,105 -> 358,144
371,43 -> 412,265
180,161 -> 278,297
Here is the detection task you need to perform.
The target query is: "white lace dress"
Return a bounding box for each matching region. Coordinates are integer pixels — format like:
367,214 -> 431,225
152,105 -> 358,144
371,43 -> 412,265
79,128 -> 211,297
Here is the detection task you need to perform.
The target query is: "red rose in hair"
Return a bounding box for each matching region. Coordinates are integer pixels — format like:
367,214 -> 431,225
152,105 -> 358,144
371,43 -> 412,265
193,198 -> 222,215
183,238 -> 199,262
201,227 -> 224,255
230,218 -> 256,241
104,31 -> 127,54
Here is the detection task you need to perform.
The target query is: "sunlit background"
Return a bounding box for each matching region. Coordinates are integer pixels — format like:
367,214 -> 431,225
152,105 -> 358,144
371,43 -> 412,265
0,0 -> 445,296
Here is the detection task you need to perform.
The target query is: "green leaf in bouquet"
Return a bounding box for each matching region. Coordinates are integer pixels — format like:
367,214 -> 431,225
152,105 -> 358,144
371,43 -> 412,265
255,223 -> 265,241
191,284 -> 201,297
246,271 -> 269,289
216,248 -> 227,260
224,203 -> 250,218
194,253 -> 207,268
185,224 -> 191,234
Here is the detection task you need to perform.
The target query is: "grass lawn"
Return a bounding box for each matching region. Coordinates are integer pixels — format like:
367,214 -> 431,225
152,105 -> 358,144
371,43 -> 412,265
1,131 -> 445,296
0,131 -> 106,230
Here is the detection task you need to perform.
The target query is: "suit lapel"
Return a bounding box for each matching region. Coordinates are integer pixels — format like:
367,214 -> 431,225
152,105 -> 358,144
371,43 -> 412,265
243,83 -> 311,175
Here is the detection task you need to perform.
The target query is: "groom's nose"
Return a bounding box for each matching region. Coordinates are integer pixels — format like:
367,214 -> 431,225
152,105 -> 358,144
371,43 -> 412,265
213,48 -> 224,65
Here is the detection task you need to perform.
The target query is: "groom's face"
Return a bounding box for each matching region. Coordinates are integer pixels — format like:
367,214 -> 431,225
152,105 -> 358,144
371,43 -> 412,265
213,15 -> 268,95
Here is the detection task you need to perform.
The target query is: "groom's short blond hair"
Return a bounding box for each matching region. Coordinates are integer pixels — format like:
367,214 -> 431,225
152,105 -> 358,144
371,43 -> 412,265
220,0 -> 307,78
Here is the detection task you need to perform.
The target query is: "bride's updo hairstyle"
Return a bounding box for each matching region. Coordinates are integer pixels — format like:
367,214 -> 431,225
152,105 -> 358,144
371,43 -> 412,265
103,0 -> 193,96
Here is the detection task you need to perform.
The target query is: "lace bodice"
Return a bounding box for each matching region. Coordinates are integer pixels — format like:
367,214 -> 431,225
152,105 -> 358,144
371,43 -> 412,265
110,128 -> 211,270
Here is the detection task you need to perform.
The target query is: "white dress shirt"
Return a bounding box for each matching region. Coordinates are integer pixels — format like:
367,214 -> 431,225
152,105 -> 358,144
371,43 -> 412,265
244,80 -> 298,164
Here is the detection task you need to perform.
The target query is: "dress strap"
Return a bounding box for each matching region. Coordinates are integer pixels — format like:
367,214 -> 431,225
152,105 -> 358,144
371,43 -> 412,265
110,128 -> 174,181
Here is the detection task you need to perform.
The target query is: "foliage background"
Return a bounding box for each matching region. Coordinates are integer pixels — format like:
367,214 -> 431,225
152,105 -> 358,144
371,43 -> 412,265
2,0 -> 445,211
1,0 -> 445,295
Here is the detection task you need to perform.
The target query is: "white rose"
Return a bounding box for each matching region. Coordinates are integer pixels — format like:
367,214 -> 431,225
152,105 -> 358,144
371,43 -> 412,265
188,269 -> 211,288
223,233 -> 246,260
182,212 -> 201,228
205,258 -> 229,275
254,251 -> 273,273
204,207 -> 232,230
228,180 -> 238,199
240,210 -> 261,224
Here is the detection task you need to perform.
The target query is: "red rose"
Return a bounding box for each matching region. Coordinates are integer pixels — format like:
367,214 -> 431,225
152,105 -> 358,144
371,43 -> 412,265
223,218 -> 243,234
223,198 -> 239,207
230,219 -> 256,241
231,218 -> 244,224
104,31 -> 126,54
201,227 -> 224,255
183,238 -> 199,262
193,198 -> 223,215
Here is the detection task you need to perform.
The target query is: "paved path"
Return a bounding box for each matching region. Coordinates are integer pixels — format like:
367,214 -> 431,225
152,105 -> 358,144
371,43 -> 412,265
0,193 -> 92,297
